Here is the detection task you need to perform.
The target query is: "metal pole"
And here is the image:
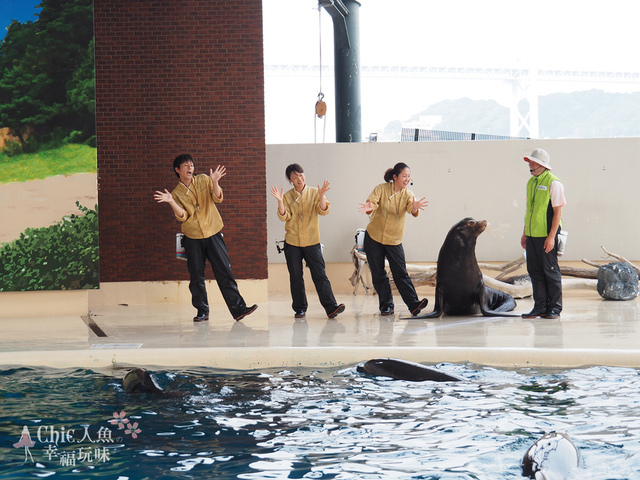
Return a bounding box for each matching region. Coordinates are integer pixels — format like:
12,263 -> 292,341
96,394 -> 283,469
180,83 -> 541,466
319,0 -> 361,143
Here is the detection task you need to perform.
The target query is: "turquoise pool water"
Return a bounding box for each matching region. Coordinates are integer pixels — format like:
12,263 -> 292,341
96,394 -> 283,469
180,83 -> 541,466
1,364 -> 639,479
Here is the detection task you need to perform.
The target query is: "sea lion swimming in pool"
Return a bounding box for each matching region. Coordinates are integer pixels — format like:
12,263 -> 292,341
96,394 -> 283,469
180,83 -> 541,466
357,358 -> 463,382
522,431 -> 580,479
122,368 -> 164,394
409,217 -> 518,319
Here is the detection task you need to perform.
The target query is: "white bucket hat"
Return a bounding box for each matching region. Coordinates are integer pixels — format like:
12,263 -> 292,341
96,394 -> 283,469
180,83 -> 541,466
524,148 -> 552,170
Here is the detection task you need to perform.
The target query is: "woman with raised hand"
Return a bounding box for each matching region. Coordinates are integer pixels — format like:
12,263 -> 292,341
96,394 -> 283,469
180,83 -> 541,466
358,162 -> 429,317
271,163 -> 345,320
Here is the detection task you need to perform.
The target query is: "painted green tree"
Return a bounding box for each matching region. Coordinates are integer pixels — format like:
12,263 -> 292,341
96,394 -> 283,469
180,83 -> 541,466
0,0 -> 95,153
0,0 -> 98,292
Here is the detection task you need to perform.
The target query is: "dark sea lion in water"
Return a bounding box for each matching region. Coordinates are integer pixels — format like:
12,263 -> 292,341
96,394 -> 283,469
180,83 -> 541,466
522,431 -> 580,479
122,368 -> 164,394
410,217 -> 518,319
357,358 -> 463,382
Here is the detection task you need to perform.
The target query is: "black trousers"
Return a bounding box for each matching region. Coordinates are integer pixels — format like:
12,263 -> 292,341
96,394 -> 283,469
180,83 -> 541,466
284,242 -> 338,315
182,233 -> 247,317
525,235 -> 563,314
363,231 -> 420,311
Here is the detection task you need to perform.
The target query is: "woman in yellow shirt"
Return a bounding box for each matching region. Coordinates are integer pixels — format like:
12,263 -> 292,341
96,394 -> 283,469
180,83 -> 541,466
358,162 -> 429,316
271,164 -> 345,319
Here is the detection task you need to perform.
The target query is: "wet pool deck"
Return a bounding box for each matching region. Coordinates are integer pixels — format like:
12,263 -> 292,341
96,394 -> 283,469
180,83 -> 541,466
1,285 -> 639,371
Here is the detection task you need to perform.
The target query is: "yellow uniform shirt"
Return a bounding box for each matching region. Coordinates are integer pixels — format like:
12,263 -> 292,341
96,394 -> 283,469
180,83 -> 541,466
277,185 -> 330,247
365,182 -> 418,246
171,174 -> 224,239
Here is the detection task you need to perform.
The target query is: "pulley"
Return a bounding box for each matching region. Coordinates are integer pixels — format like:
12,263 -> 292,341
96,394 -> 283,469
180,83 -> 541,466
315,93 -> 327,118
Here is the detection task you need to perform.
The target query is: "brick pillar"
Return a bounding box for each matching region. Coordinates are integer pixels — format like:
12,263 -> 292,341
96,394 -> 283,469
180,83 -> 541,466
94,0 -> 267,282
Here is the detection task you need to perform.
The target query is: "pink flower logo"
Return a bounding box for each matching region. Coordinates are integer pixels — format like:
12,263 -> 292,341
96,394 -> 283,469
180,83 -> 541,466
109,410 -> 142,439
109,411 -> 129,430
124,422 -> 142,439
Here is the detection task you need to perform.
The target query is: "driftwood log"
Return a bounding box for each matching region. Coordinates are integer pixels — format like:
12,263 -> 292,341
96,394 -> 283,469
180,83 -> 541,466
350,245 -> 638,299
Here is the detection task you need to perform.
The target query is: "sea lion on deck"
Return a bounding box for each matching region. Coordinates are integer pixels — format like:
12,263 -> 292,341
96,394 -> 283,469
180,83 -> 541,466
410,217 -> 517,319
357,358 -> 463,382
522,431 -> 580,479
122,368 -> 164,394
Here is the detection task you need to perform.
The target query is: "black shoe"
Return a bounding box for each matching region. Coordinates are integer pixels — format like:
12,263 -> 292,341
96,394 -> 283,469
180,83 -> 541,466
544,311 -> 561,319
193,312 -> 209,322
411,298 -> 428,316
294,311 -> 306,319
235,304 -> 258,321
380,306 -> 394,316
522,310 -> 545,319
328,304 -> 345,319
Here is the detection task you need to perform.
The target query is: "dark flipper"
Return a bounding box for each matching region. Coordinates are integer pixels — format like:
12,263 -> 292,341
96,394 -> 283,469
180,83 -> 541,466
357,358 -> 463,382
479,286 -> 520,317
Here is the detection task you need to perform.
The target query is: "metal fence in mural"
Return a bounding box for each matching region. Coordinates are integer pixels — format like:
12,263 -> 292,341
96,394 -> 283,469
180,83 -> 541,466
0,0 -> 98,292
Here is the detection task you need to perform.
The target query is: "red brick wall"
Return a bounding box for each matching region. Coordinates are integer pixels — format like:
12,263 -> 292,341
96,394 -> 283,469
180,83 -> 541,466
94,0 -> 267,282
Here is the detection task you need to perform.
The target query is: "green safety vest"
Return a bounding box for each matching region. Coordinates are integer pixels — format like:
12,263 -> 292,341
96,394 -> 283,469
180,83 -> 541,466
524,169 -> 562,237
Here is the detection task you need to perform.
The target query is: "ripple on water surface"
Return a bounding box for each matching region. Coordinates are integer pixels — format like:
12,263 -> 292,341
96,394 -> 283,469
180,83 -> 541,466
0,364 -> 639,479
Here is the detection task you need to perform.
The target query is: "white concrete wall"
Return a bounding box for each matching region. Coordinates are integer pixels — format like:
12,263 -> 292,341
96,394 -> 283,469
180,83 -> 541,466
267,138 -> 640,263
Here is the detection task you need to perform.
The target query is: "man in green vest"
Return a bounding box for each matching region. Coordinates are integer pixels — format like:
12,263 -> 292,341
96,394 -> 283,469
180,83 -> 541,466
520,148 -> 566,319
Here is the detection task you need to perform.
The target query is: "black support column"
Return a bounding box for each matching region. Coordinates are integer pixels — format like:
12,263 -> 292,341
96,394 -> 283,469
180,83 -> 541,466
319,0 -> 361,143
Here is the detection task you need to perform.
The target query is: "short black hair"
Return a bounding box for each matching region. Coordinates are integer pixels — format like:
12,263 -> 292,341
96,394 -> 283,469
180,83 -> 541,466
285,163 -> 304,181
173,154 -> 195,177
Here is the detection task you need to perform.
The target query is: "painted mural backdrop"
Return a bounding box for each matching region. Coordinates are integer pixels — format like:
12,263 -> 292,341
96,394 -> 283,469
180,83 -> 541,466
0,0 -> 98,291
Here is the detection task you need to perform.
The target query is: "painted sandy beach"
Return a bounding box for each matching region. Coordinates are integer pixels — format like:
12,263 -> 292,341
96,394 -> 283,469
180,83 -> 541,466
0,173 -> 97,244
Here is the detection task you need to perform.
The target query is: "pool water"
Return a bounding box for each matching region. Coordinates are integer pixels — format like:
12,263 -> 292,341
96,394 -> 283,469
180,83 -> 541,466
1,363 -> 639,479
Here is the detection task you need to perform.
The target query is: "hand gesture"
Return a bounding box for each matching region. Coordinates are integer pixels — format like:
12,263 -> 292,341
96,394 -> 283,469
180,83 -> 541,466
317,180 -> 331,198
358,200 -> 374,215
412,196 -> 428,212
270,185 -> 284,201
210,165 -> 227,183
154,189 -> 173,204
